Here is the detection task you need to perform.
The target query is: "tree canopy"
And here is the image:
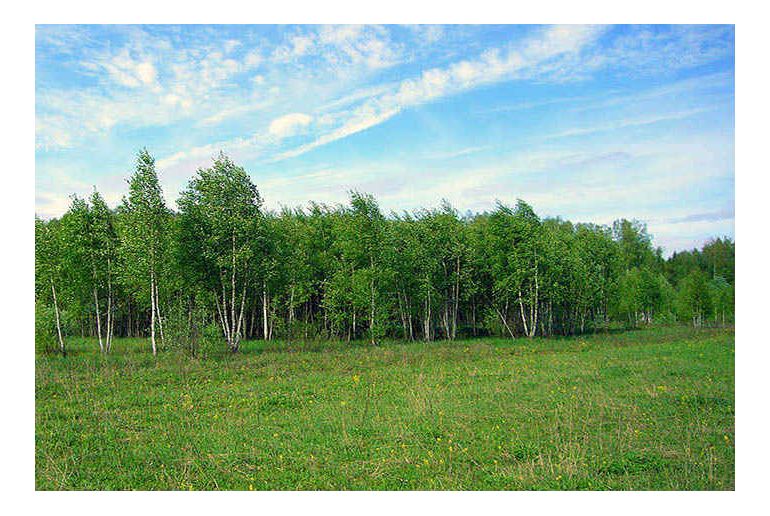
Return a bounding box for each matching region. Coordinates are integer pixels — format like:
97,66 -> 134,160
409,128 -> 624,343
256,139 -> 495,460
34,150 -> 735,355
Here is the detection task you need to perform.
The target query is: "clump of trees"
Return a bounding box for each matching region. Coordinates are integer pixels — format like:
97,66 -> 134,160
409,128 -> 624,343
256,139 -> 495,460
35,150 -> 736,355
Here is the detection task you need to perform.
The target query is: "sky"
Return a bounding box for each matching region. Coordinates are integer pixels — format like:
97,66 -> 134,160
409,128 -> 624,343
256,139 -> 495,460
35,24 -> 734,255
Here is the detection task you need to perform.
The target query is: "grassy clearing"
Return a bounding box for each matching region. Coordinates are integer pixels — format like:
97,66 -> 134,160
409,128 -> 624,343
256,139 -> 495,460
35,326 -> 734,490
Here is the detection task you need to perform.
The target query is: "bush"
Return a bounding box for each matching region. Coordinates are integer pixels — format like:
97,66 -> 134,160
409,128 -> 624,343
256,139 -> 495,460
481,308 -> 507,338
163,299 -> 221,358
35,303 -> 59,354
199,322 -> 226,358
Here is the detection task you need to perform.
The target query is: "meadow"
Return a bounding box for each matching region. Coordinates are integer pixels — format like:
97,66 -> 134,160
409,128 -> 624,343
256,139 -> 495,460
35,326 -> 734,490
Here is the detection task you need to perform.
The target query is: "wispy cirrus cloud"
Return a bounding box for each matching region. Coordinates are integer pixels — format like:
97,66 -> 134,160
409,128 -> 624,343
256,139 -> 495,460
543,107 -> 713,140
136,24 -> 733,192
662,208 -> 735,225
36,25 -> 734,254
425,146 -> 491,160
35,25 -> 413,151
270,25 -> 608,161
271,25 -> 402,70
152,25 -> 609,168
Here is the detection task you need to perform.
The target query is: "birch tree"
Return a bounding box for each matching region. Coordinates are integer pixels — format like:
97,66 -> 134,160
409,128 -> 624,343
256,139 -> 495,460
59,193 -> 115,352
37,151 -> 734,344
177,152 -> 262,352
117,149 -> 170,355
35,218 -> 66,355
89,190 -> 119,352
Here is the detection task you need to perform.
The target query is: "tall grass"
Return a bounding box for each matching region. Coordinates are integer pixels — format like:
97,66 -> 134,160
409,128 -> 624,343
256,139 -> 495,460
35,326 -> 734,490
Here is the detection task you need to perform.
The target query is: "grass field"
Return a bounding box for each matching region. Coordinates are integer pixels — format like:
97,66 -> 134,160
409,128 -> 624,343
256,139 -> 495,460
35,326 -> 735,490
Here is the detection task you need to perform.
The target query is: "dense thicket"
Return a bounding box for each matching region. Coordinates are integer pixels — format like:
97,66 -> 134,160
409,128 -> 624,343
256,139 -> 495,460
35,151 -> 735,354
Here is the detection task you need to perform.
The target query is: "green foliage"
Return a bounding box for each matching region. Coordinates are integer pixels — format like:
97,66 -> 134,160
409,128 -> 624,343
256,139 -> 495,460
36,150 -> 734,351
163,297 -> 206,357
710,275 -> 734,325
666,237 -> 735,285
35,303 -> 58,354
117,149 -> 171,308
677,269 -> 714,327
177,153 -> 263,351
199,322 -> 227,359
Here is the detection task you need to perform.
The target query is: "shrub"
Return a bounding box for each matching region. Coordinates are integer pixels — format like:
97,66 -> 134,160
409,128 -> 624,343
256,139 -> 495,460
35,303 -> 58,354
163,298 -> 217,358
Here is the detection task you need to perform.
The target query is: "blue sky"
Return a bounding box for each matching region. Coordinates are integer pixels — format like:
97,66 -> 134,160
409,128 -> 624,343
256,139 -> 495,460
35,24 -> 734,254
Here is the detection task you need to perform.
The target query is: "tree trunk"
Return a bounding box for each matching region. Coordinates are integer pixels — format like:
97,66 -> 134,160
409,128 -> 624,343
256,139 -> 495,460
496,306 -> 515,339
443,301 -> 450,340
549,300 -> 553,337
262,282 -> 269,341
93,287 -> 104,353
51,280 -> 65,356
233,287 -> 246,352
453,255 -> 460,340
424,290 -> 432,342
407,296 -> 414,341
288,285 -> 295,340
155,278 -> 164,346
369,264 -> 376,345
249,304 -> 256,339
518,290 -> 529,338
531,260 -> 539,338
106,259 -> 113,353
230,231 -> 237,350
472,298 -> 477,337
397,291 -> 408,340
150,274 -> 157,356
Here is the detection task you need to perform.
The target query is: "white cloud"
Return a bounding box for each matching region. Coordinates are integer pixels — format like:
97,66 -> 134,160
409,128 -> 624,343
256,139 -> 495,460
594,25 -> 734,77
36,28 -> 276,149
274,25 -> 607,161
244,50 -> 262,68
268,113 -> 313,138
142,25 -> 610,166
544,107 -> 712,140
271,34 -> 316,62
83,48 -> 159,90
316,82 -> 398,111
199,100 -> 274,127
135,61 -> 157,85
273,107 -> 399,161
426,146 -> 490,160
270,25 -> 400,70
37,25 -> 406,150
224,39 -> 242,54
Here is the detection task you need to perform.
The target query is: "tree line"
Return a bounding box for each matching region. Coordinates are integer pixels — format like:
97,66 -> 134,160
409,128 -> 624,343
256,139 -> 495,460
35,150 -> 735,356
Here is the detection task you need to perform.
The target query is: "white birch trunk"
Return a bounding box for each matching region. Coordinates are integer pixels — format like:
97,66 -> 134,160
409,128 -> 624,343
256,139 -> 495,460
496,306 -> 515,339
288,285 -> 295,340
230,232 -> 236,350
233,287 -> 246,351
369,260 -> 375,345
154,278 -> 164,345
518,290 -> 529,338
93,287 -> 103,353
531,260 -> 539,338
51,280 -> 65,355
262,282 -> 269,341
452,264 -> 459,340
150,274 -> 157,355
106,260 -> 113,353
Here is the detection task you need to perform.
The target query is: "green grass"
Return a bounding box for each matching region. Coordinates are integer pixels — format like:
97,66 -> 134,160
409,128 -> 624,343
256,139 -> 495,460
35,326 -> 734,490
